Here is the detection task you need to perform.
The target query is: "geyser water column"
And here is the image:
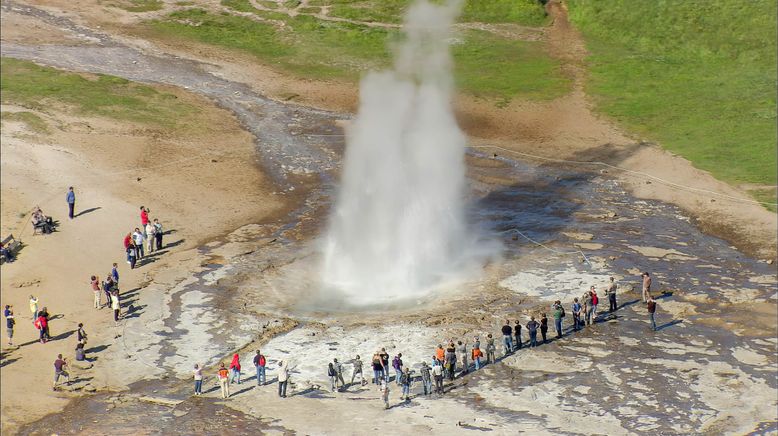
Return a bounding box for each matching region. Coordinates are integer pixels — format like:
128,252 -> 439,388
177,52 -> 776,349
322,0 -> 486,304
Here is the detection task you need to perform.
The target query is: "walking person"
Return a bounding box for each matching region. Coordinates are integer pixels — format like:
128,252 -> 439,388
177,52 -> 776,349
372,351 -> 383,386
392,353 -> 403,385
432,361 -> 444,395
380,378 -> 390,409
91,275 -> 101,309
501,320 -> 513,355
193,364 -> 203,395
35,311 -> 48,343
132,228 -> 145,260
572,298 -> 582,330
608,276 -> 618,312
527,316 -> 539,347
29,295 -> 38,321
642,272 -> 652,302
647,297 -> 658,331
218,363 -> 230,398
328,362 -> 338,392
154,219 -> 164,250
540,313 -> 549,343
457,340 -> 468,375
6,309 -> 15,346
552,301 -> 564,339
228,353 -> 241,385
66,187 -> 75,219
485,334 -> 496,364
420,361 -> 432,395
351,355 -> 365,386
38,307 -> 51,341
400,367 -> 412,401
277,360 -> 289,398
253,350 -> 266,385
53,354 -> 70,390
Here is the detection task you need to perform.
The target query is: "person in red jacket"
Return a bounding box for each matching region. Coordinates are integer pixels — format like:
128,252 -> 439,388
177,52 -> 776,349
35,313 -> 48,343
140,206 -> 150,228
229,353 -> 241,385
123,233 -> 136,269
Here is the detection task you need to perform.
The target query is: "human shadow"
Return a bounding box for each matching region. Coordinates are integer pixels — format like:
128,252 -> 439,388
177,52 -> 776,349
50,329 -> 75,341
75,207 -> 101,218
0,356 -> 20,367
123,304 -> 146,320
85,344 -> 111,354
49,314 -> 64,321
230,384 -> 257,397
656,319 -> 682,331
618,299 -> 641,310
163,239 -> 185,249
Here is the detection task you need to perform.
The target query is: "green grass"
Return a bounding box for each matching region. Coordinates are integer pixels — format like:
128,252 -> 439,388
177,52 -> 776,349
567,0 -> 777,205
110,0 -> 163,12
0,111 -> 50,134
0,58 -> 198,127
148,9 -> 569,101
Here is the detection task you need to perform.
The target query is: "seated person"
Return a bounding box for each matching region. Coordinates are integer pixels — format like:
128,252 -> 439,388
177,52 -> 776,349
75,342 -> 86,361
31,207 -> 53,234
0,243 -> 14,262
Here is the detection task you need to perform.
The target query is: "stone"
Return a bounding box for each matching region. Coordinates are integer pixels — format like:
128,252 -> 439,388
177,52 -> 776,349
84,384 -> 97,393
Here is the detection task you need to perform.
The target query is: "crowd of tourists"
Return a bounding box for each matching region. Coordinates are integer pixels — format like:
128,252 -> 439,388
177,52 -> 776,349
200,274 -> 660,408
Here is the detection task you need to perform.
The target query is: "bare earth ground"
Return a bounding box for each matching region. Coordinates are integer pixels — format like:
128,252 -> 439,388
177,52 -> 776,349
1,0 -> 776,433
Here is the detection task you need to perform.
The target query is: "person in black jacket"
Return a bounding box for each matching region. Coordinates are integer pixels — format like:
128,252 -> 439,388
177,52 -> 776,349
514,320 -> 522,350
501,321 -> 513,355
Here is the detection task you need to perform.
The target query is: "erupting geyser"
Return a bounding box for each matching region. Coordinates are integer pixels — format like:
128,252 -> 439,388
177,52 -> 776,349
322,0 -> 490,304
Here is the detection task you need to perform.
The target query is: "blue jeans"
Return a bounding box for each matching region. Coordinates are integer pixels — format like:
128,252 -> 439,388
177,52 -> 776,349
395,368 -> 402,385
649,313 -> 656,330
529,330 -> 538,347
423,379 -> 432,395
402,384 -> 410,398
256,365 -> 266,385
573,313 -> 581,330
229,368 -> 240,384
373,369 -> 382,385
586,308 -> 593,325
555,318 -> 563,338
474,357 -> 481,370
194,379 -> 202,394
503,335 -> 513,354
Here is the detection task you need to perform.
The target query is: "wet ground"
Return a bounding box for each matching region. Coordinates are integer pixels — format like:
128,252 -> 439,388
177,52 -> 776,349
4,2 -> 777,434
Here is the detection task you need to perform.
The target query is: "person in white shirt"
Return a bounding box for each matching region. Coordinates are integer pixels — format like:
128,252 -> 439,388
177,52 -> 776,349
145,222 -> 156,252
132,228 -> 145,259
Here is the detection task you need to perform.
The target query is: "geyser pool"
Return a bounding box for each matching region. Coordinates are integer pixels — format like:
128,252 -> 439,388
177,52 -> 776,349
321,0 -> 492,304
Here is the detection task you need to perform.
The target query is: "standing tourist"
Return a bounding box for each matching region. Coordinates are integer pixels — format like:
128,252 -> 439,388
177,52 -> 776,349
420,362 -> 432,395
379,348 -> 390,384
35,311 -> 48,344
435,344 -> 445,366
527,316 -> 539,347
328,362 -> 338,392
607,276 -> 618,312
111,263 -> 120,285
111,291 -> 121,324
77,323 -> 88,345
457,340 -> 468,375
193,364 -> 203,395
140,206 -> 150,232
91,275 -> 101,309
572,298 -> 582,330
372,351 -> 383,386
145,221 -> 156,253
29,295 -> 38,321
445,342 -> 457,380
66,187 -> 76,219
351,355 -> 364,386
53,354 -> 70,390
218,363 -> 230,398
229,353 -> 241,385
392,353 -> 403,385
432,361 -> 444,395
642,272 -> 652,302
584,290 -> 594,326
591,288 -> 600,321
154,219 -> 164,250
400,367 -> 412,401
485,334 -> 496,364
471,343 -> 483,370
277,360 -> 289,398
6,309 -> 15,346
501,320 -> 513,355
514,320 -> 523,350
253,350 -> 266,385
334,358 -> 346,390
540,313 -> 549,343
132,228 -> 145,260
552,301 -> 564,339
647,297 -> 658,331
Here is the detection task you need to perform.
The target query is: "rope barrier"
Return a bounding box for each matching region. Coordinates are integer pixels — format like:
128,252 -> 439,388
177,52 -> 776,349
471,144 -> 777,207
498,228 -> 592,267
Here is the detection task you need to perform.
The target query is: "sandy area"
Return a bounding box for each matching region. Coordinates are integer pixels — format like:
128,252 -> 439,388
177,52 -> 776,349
0,89 -> 285,430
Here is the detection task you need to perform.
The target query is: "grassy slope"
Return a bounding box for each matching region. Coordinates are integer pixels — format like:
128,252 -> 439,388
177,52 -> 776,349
0,58 -> 197,127
146,2 -> 569,102
567,0 -> 777,206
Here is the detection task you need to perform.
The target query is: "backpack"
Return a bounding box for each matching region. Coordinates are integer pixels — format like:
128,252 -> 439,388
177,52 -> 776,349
592,294 -> 599,305
560,307 -> 566,318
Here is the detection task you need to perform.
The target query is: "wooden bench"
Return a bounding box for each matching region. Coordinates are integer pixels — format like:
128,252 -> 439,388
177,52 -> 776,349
0,234 -> 20,264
